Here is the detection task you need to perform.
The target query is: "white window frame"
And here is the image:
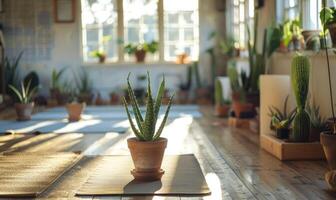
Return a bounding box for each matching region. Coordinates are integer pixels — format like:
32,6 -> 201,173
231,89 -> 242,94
80,0 -> 199,63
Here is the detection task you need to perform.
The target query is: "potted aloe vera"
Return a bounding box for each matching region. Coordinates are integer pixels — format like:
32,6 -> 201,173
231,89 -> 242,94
214,79 -> 230,117
268,96 -> 296,139
123,72 -> 173,181
9,80 -> 37,121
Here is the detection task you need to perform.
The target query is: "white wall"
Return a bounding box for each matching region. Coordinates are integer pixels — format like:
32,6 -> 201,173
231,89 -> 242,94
0,0 -> 223,97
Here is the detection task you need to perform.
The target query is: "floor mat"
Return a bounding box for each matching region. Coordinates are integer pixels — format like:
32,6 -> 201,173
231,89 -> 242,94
0,152 -> 80,197
76,154 -> 210,196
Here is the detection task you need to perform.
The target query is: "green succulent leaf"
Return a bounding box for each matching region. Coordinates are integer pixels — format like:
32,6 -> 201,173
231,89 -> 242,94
153,94 -> 174,140
123,97 -> 145,140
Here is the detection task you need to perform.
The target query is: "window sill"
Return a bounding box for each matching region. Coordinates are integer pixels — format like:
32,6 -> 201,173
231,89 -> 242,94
81,61 -> 190,68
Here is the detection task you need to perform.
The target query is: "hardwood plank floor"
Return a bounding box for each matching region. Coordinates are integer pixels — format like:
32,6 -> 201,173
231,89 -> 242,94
0,106 -> 334,199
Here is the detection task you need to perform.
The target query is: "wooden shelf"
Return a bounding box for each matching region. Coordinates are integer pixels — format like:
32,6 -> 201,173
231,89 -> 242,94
261,134 -> 325,161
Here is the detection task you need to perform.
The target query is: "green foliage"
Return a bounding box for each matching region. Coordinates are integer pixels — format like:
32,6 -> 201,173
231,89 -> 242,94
9,80 -> 37,104
306,102 -> 327,130
4,52 -> 23,90
215,79 -> 224,105
123,72 -> 174,141
180,65 -> 192,90
124,41 -> 158,55
320,7 -> 336,32
220,37 -> 237,57
268,96 -> 296,129
24,71 -> 39,93
291,53 -> 311,142
75,68 -> 92,95
265,25 -> 282,57
91,50 -> 105,58
191,61 -> 202,88
51,67 -> 67,90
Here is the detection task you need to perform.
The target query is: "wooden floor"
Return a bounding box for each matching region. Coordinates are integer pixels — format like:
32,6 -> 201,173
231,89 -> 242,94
0,106 -> 335,199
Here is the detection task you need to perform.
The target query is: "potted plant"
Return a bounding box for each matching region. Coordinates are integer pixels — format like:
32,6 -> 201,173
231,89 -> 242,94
178,66 -> 192,104
227,62 -> 253,118
268,96 -> 296,139
123,72 -> 173,181
320,6 -> 336,46
4,52 -> 23,103
320,4 -> 336,172
214,79 -> 230,117
65,89 -> 85,122
307,103 -> 328,142
124,41 -> 158,63
75,68 -> 94,105
50,68 -> 67,101
192,61 -> 211,105
9,80 -> 37,121
91,51 -> 106,63
291,53 -> 311,142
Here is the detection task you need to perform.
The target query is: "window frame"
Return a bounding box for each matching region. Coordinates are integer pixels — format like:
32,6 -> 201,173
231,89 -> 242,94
80,0 -> 199,64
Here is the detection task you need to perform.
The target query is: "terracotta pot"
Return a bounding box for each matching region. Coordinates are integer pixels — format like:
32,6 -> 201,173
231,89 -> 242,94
176,54 -> 188,64
78,93 -> 94,105
276,128 -> 290,139
328,23 -> 336,47
178,90 -> 189,104
321,132 -> 336,170
109,93 -> 120,105
135,50 -> 146,63
127,137 -> 167,181
99,55 -> 106,63
66,103 -> 85,122
310,127 -> 323,142
232,102 -> 253,118
215,104 -> 230,117
14,103 -> 34,121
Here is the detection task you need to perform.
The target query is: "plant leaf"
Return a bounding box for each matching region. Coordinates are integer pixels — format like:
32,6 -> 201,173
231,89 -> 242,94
123,97 -> 144,140
154,76 -> 165,121
143,72 -> 155,140
9,85 -> 23,103
153,94 -> 174,140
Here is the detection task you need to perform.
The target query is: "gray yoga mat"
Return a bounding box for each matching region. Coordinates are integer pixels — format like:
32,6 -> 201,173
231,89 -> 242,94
76,154 -> 210,196
31,110 -> 202,120
0,119 -> 129,134
0,152 -> 80,198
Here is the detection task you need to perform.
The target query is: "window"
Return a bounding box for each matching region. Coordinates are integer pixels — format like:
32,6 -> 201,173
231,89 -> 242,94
302,0 -> 322,30
276,0 -> 300,23
164,0 -> 199,61
81,0 -> 199,63
228,0 -> 254,48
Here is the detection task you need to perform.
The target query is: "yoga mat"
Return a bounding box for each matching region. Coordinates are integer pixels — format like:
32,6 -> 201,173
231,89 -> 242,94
0,119 -> 129,134
0,152 -> 80,197
31,110 -> 202,120
76,154 -> 210,196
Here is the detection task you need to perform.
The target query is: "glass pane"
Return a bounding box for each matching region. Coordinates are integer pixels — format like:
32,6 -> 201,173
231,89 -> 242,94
164,0 -> 199,61
123,0 -> 158,61
81,0 -> 118,62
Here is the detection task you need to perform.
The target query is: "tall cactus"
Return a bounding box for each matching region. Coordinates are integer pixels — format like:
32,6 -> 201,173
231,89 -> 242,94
215,79 -> 224,105
291,53 -> 311,142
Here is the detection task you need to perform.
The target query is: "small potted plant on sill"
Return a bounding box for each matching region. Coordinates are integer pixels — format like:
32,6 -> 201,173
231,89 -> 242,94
124,41 -> 158,63
91,51 -> 106,63
123,72 -> 173,181
214,79 -> 230,117
290,53 -> 311,142
65,89 -> 85,122
9,80 -> 37,121
268,96 -> 296,139
307,102 -> 328,142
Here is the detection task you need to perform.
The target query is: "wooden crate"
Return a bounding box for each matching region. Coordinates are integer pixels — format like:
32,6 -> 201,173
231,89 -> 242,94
228,117 -> 250,129
260,134 -> 325,161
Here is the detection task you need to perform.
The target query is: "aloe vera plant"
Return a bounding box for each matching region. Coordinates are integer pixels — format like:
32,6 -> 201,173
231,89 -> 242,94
9,80 -> 37,104
123,72 -> 174,141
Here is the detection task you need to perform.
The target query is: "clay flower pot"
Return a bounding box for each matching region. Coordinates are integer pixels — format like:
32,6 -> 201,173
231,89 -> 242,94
127,137 -> 167,181
320,132 -> 336,170
232,102 -> 253,118
215,104 -> 230,117
135,50 -> 146,63
66,103 -> 85,122
99,55 -> 106,63
14,103 -> 34,121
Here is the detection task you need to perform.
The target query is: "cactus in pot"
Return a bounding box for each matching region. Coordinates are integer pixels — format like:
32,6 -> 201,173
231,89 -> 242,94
123,72 -> 173,181
214,79 -> 230,117
291,53 -> 311,142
